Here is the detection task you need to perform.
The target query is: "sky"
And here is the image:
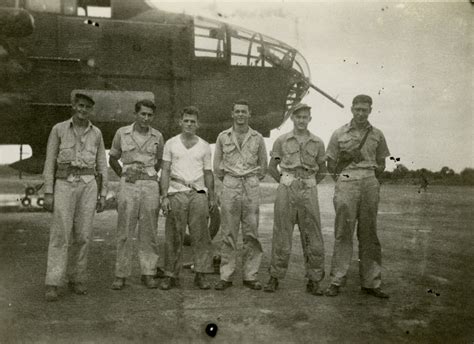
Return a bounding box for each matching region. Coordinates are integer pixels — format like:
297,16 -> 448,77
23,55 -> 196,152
1,1 -> 472,172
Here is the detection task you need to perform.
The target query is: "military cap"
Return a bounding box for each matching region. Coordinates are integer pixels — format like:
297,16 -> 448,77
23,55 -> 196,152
291,103 -> 311,115
74,93 -> 95,105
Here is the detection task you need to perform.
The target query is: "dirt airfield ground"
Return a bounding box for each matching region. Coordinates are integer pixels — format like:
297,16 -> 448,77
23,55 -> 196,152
0,177 -> 473,343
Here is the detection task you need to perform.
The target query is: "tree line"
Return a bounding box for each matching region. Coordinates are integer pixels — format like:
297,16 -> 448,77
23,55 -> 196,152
379,165 -> 474,186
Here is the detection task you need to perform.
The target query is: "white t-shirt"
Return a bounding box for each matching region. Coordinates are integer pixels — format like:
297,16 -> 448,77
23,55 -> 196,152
162,134 -> 212,193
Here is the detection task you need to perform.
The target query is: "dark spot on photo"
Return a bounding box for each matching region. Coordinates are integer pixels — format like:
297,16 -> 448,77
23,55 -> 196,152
205,323 -> 218,337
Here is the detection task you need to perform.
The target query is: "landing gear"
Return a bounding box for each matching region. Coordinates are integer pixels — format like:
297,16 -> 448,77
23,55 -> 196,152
20,183 -> 44,208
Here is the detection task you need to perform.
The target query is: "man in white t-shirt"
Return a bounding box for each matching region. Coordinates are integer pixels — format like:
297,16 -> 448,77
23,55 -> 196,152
159,106 -> 216,290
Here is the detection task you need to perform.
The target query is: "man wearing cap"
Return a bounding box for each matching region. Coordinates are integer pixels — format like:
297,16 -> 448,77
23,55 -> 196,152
159,106 -> 215,290
264,103 -> 327,295
325,94 -> 390,298
213,99 -> 267,291
43,93 -> 108,301
109,99 -> 164,290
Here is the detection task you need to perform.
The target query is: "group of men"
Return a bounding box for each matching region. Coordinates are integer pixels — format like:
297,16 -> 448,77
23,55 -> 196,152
42,93 -> 390,302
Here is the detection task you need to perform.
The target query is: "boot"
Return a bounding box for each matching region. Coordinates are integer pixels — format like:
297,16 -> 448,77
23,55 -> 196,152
111,277 -> 126,290
141,275 -> 158,289
214,280 -> 232,291
306,280 -> 323,296
155,267 -> 166,279
45,285 -> 58,302
194,273 -> 211,290
263,276 -> 278,293
325,284 -> 340,297
361,287 -> 389,299
160,277 -> 180,290
69,281 -> 88,295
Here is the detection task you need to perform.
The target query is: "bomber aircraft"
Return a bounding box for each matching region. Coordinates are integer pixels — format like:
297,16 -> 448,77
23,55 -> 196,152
0,0 -> 342,175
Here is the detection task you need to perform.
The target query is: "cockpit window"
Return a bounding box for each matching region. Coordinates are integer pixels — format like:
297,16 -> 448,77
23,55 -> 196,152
229,26 -> 298,69
194,17 -> 226,59
62,0 -> 111,18
25,0 -> 61,13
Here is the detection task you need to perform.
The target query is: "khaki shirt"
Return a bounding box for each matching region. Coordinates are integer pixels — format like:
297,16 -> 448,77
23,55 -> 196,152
43,118 -> 108,195
109,123 -> 164,176
326,120 -> 390,179
271,130 -> 326,174
213,126 -> 267,179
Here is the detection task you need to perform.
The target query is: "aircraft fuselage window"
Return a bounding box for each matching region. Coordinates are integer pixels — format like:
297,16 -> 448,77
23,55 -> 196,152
77,6 -> 111,18
25,0 -> 61,13
62,0 -> 111,18
194,18 -> 226,58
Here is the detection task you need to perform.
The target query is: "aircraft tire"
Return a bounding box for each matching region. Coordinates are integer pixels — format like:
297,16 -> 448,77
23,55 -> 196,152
183,206 -> 221,246
21,197 -> 31,207
37,197 -> 44,207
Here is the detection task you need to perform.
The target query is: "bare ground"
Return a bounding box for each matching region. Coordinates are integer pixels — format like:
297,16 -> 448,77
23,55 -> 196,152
0,183 -> 473,343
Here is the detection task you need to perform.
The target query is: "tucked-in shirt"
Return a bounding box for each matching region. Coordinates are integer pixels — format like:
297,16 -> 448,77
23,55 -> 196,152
213,126 -> 267,179
162,134 -> 212,193
43,118 -> 108,195
326,120 -> 390,179
271,130 -> 325,173
109,123 -> 164,176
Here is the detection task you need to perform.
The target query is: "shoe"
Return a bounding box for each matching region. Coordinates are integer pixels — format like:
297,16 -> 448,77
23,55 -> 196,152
263,277 -> 278,293
214,280 -> 232,291
213,256 -> 221,275
306,280 -> 323,296
325,284 -> 340,297
111,277 -> 125,290
155,267 -> 166,279
160,277 -> 180,290
194,273 -> 211,290
69,281 -> 88,295
141,275 -> 158,289
243,280 -> 262,290
45,285 -> 59,302
361,287 -> 389,299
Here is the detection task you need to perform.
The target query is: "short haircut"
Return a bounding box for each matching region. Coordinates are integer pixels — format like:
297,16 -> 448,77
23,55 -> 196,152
74,93 -> 94,105
352,94 -> 372,106
232,99 -> 250,111
135,99 -> 156,113
181,105 -> 199,119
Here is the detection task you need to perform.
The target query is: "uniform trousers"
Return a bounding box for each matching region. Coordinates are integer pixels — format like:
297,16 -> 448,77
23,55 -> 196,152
115,179 -> 160,277
163,190 -> 213,277
269,179 -> 325,281
219,175 -> 263,282
45,178 -> 97,286
329,175 -> 382,288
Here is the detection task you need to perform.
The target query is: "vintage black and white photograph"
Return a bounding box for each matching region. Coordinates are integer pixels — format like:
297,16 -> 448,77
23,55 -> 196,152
0,0 -> 472,342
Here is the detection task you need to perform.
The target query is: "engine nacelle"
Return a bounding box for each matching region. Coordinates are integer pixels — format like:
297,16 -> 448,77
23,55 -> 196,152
0,8 -> 34,37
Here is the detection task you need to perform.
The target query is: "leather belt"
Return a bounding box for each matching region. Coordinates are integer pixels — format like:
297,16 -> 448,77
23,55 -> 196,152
280,172 -> 316,187
56,165 -> 96,179
171,176 -> 206,193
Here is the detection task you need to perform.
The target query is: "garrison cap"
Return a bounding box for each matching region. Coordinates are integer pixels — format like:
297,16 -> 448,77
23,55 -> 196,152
74,93 -> 95,105
291,103 -> 311,115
